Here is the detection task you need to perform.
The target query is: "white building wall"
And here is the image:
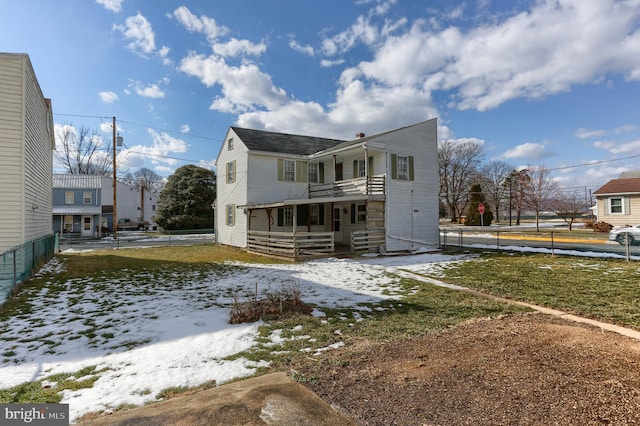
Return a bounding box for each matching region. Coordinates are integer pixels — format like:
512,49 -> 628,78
379,119 -> 439,252
0,53 -> 53,252
101,177 -> 160,229
216,129 -> 249,247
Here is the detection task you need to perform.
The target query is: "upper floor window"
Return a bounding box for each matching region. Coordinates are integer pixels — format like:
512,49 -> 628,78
227,138 -> 234,150
226,160 -> 236,184
283,160 -> 295,182
83,191 -> 92,204
391,154 -> 414,181
357,159 -> 366,178
308,163 -> 319,183
65,191 -> 74,204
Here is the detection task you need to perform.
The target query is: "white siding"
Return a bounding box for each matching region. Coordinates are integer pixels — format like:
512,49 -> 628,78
216,129 -> 249,247
380,119 -> 439,252
596,195 -> 640,226
0,54 -> 53,252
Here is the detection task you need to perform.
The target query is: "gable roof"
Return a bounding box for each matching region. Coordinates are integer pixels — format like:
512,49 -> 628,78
593,178 -> 640,195
230,127 -> 345,156
53,174 -> 102,189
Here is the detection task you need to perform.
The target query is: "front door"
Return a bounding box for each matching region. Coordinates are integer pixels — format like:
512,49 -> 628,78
333,206 -> 343,243
82,216 -> 93,237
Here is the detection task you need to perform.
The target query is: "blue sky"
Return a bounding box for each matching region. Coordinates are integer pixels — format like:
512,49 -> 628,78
2,0 -> 640,194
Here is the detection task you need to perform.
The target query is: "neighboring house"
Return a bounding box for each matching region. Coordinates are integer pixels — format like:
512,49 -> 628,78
0,53 -> 54,253
214,119 -> 439,256
593,171 -> 640,226
52,175 -> 102,237
52,174 -> 159,237
100,177 -> 159,231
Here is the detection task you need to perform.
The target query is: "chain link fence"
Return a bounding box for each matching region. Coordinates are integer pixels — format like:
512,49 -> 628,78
0,234 -> 58,305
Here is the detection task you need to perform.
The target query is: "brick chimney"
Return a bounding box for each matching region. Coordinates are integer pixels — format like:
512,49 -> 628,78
356,132 -> 365,138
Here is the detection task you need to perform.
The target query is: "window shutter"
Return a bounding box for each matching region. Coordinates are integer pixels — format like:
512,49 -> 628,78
409,156 -> 414,181
319,204 -> 325,225
625,197 -> 631,215
351,203 -> 356,224
368,156 -> 374,177
277,208 -> 284,226
353,160 -> 358,178
296,161 -> 307,183
277,159 -> 284,181
319,162 -> 324,183
297,205 -> 309,226
391,154 -> 397,179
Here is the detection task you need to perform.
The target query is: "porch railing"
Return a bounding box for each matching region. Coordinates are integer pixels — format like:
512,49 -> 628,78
351,228 -> 386,252
309,175 -> 385,198
247,230 -> 334,258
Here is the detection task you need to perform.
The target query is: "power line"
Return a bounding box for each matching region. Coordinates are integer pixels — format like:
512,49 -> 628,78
549,153 -> 640,171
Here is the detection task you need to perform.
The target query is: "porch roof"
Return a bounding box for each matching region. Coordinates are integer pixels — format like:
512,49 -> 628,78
238,194 -> 370,210
52,206 -> 102,215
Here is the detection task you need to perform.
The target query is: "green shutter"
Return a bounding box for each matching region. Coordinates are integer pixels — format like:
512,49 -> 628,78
296,161 -> 307,183
353,160 -> 358,178
368,156 -> 374,177
391,154 -> 397,179
277,208 -> 283,226
277,159 -> 284,181
318,204 -> 325,225
351,203 -> 356,224
319,162 -> 324,183
409,156 -> 414,181
297,205 -> 309,226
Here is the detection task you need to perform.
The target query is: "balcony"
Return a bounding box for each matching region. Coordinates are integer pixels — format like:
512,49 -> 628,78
309,175 -> 385,199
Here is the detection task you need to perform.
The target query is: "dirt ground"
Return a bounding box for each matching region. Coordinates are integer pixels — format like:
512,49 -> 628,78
297,313 -> 640,425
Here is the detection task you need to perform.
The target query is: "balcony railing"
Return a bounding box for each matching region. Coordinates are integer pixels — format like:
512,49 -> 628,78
309,175 -> 385,198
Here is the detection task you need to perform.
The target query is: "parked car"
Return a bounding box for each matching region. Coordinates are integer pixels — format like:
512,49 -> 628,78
117,218 -> 150,231
609,225 -> 640,245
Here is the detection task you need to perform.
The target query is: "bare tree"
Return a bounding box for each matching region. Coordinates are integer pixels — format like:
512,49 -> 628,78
480,160 -> 514,223
523,165 -> 559,231
133,168 -> 165,194
550,190 -> 585,231
438,140 -> 484,222
55,124 -> 112,175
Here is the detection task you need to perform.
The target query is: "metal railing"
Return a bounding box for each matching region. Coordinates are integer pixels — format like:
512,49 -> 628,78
1,233 -> 58,304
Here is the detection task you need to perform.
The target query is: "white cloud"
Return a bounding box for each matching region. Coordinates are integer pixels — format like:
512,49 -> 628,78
95,0 -> 123,13
181,124 -> 190,134
615,124 -> 638,134
212,38 -> 267,57
289,37 -> 315,56
321,15 -> 380,56
99,91 -> 119,104
114,13 -> 156,56
118,129 -> 188,170
173,6 -> 229,43
575,128 -> 607,139
594,139 -> 640,155
501,142 -> 551,160
129,80 -> 166,99
320,59 -> 345,67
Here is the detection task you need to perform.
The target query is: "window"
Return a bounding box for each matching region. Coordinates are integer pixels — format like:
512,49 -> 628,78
65,191 -> 74,204
397,156 -> 408,180
277,207 -> 294,226
226,204 -> 235,226
227,137 -> 234,150
83,191 -> 92,204
308,163 -> 318,183
284,160 -> 295,182
357,159 -> 366,178
350,203 -> 367,223
226,160 -> 236,184
64,215 -> 73,232
609,197 -> 627,214
391,154 -> 414,181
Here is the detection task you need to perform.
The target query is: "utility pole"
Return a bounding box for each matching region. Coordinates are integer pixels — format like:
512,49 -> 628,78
112,117 -> 118,240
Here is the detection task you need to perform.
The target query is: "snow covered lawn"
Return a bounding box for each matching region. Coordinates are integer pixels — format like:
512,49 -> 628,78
0,250 -> 471,422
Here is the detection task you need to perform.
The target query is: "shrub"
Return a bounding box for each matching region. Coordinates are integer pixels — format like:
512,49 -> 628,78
229,281 -> 312,324
592,221 -> 613,233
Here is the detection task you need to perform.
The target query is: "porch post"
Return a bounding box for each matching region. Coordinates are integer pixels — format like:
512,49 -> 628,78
266,208 -> 272,232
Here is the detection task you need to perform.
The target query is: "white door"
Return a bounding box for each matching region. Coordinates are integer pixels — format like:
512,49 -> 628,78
82,216 -> 93,237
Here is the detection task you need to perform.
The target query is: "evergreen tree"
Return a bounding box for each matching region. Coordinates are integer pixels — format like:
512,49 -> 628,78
155,165 -> 216,230
465,183 -> 493,226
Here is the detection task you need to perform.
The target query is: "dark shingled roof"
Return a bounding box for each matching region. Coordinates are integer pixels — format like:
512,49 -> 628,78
593,178 -> 640,195
231,127 -> 346,156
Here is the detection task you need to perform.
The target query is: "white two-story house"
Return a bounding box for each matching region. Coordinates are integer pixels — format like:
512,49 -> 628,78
214,119 -> 439,257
